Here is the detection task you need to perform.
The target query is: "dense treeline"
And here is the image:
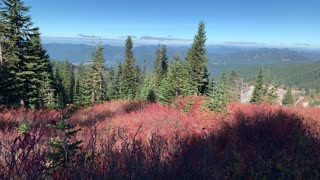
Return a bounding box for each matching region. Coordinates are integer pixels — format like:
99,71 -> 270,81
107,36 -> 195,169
47,23 -> 247,111
0,0 -> 281,111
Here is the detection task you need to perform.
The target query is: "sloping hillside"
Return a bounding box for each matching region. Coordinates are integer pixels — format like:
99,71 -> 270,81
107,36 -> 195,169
237,63 -> 320,89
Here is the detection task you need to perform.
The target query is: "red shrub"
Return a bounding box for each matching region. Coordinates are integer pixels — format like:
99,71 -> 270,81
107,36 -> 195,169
1,99 -> 320,179
0,108 -> 60,132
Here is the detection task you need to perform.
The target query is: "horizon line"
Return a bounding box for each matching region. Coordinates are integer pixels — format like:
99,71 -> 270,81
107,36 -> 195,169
41,36 -> 320,50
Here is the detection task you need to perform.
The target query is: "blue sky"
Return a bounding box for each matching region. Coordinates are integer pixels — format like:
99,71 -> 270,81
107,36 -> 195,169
26,0 -> 320,47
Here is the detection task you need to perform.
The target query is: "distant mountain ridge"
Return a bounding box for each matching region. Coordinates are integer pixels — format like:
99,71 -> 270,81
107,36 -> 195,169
43,43 -> 320,70
212,49 -> 315,64
44,43 -> 320,89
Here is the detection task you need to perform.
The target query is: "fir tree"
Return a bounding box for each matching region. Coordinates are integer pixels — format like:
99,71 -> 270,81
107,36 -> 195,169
153,48 -> 160,79
105,66 -> 116,100
122,36 -> 138,99
207,77 -> 216,97
114,61 -> 124,99
73,63 -> 91,106
0,0 -> 55,108
0,0 -> 37,106
153,45 -> 168,88
17,38 -> 39,108
137,70 -> 154,101
62,61 -> 74,104
53,67 -> 66,108
38,61 -> 55,108
214,72 -> 229,112
135,65 -> 143,98
152,45 -> 168,101
47,119 -> 82,173
267,85 -> 278,105
185,21 -> 209,96
282,88 -> 294,106
158,56 -> 191,104
250,68 -> 265,104
90,44 -> 106,103
206,76 -> 217,111
53,61 -> 74,107
21,30 -> 55,108
73,73 -> 80,104
80,64 -> 92,105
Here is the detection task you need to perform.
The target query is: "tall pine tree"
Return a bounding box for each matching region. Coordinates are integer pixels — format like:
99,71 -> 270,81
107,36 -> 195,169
185,21 -> 209,96
250,68 -> 265,104
1,0 -> 55,108
90,44 -> 106,103
0,0 -> 37,106
122,36 -> 138,99
22,30 -> 55,108
153,45 -> 168,88
114,61 -> 124,99
73,63 -> 91,106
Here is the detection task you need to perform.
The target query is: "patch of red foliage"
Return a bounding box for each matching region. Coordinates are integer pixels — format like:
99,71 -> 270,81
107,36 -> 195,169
102,101 -> 222,141
1,98 -> 320,178
70,100 -> 149,126
0,108 -> 60,132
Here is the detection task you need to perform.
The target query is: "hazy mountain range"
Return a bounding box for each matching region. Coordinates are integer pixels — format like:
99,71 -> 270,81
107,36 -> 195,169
43,43 -> 320,88
43,44 -> 320,68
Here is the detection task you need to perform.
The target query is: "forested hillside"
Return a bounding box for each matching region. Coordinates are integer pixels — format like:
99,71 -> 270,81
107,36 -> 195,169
237,63 -> 320,90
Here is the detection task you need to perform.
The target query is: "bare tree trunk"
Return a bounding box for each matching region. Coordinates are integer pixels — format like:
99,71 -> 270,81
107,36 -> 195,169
20,99 -> 25,107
